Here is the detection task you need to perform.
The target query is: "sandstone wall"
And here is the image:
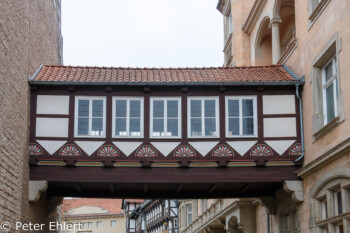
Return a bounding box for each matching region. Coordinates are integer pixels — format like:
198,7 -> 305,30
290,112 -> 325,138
0,0 -> 62,231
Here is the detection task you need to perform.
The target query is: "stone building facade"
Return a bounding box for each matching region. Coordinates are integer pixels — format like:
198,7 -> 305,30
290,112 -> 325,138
0,0 -> 62,231
180,0 -> 350,233
61,198 -> 125,233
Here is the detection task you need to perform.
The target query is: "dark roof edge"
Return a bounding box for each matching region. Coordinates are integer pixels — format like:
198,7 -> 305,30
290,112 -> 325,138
29,64 -> 44,81
29,80 -> 303,86
282,65 -> 304,82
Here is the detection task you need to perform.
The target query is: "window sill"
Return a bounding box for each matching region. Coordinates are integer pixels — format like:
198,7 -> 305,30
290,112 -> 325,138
315,212 -> 350,227
313,116 -> 342,141
308,0 -> 331,30
74,135 -> 106,139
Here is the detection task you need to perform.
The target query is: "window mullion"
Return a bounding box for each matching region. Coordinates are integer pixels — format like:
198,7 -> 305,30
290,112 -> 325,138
164,100 -> 167,135
89,100 -> 92,135
239,99 -> 243,135
126,100 -> 130,136
201,100 -> 205,136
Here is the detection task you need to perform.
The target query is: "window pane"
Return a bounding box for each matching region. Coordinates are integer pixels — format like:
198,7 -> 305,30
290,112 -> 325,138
228,100 -> 239,117
130,118 -> 141,136
326,83 -> 335,122
92,118 -> 103,135
325,62 -> 334,82
242,99 -> 253,116
243,118 -> 254,135
228,118 -> 239,135
78,118 -> 89,135
205,100 -> 216,117
167,119 -> 178,136
92,100 -> 103,117
153,101 -> 164,117
115,100 -> 127,117
115,118 -> 126,136
191,100 -> 201,117
205,118 -> 216,136
78,100 -> 89,117
167,100 -> 178,117
191,118 -> 202,136
130,100 -> 141,117
153,119 -> 164,135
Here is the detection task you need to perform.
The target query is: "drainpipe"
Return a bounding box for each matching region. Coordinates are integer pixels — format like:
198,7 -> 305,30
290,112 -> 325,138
267,213 -> 270,233
294,84 -> 305,162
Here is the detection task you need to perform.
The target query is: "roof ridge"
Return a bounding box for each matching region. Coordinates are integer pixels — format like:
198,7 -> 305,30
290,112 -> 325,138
41,64 -> 283,70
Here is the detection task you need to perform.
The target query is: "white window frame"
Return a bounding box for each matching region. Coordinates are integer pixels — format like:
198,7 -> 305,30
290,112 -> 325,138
186,203 -> 193,227
188,97 -> 219,138
111,220 -> 117,227
322,56 -> 338,125
74,96 -> 106,138
112,97 -> 144,138
150,97 -> 181,139
225,96 -> 258,138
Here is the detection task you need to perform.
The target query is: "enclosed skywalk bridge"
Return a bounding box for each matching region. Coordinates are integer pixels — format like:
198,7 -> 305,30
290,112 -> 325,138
28,65 -> 303,199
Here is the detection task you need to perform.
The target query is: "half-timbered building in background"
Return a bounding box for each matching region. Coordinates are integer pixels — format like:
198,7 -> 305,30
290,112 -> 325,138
29,64 -> 303,199
123,199 -> 179,233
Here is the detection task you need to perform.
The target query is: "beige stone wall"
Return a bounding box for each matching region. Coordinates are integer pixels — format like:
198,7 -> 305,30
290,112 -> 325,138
226,0 -> 350,232
63,215 -> 125,233
0,0 -> 62,231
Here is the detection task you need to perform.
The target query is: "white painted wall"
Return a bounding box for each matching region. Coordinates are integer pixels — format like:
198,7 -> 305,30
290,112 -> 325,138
36,117 -> 69,137
263,118 -> 297,137
37,95 -> 69,114
263,95 -> 296,114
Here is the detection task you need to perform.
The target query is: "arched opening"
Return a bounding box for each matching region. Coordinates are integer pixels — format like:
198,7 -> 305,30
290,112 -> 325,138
254,17 -> 272,66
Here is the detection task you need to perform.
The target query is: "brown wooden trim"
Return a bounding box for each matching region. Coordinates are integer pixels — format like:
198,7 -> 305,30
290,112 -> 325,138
144,93 -> 150,143
257,92 -> 263,140
36,114 -> 69,118
30,92 -> 37,141
219,92 -> 225,142
106,93 -> 112,143
68,93 -> 75,143
263,114 -> 297,118
31,166 -> 299,183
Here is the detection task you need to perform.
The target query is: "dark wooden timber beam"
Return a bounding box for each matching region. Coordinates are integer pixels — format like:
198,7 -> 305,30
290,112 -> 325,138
30,166 -> 300,183
109,184 -> 115,193
208,184 -> 217,193
74,183 -> 83,193
176,184 -> 183,193
143,184 -> 149,193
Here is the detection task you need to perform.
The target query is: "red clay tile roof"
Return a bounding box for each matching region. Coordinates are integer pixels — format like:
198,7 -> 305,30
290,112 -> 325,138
30,64 -> 300,85
62,198 -> 123,215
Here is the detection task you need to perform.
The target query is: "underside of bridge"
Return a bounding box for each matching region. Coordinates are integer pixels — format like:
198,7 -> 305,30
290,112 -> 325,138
30,166 -> 300,198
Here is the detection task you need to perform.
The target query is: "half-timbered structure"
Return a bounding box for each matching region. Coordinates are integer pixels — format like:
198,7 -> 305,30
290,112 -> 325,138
123,199 -> 179,233
29,64 -> 303,198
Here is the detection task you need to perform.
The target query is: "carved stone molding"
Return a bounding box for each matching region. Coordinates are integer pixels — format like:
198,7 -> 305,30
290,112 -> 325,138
29,180 -> 48,202
283,180 -> 304,203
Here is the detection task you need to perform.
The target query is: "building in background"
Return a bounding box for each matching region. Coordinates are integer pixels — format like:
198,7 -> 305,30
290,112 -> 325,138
123,199 -> 179,233
0,0 -> 62,231
61,198 -> 125,233
180,0 -> 350,233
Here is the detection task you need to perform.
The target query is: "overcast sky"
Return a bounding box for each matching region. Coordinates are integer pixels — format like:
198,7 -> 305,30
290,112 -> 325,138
62,0 -> 224,68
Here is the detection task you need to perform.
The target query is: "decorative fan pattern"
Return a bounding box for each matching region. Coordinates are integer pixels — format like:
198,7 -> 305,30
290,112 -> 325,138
289,143 -> 302,156
212,145 -> 233,157
98,145 -> 119,157
59,144 -> 81,156
136,145 -> 157,158
174,145 -> 196,158
29,143 -> 43,156
250,144 -> 273,156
